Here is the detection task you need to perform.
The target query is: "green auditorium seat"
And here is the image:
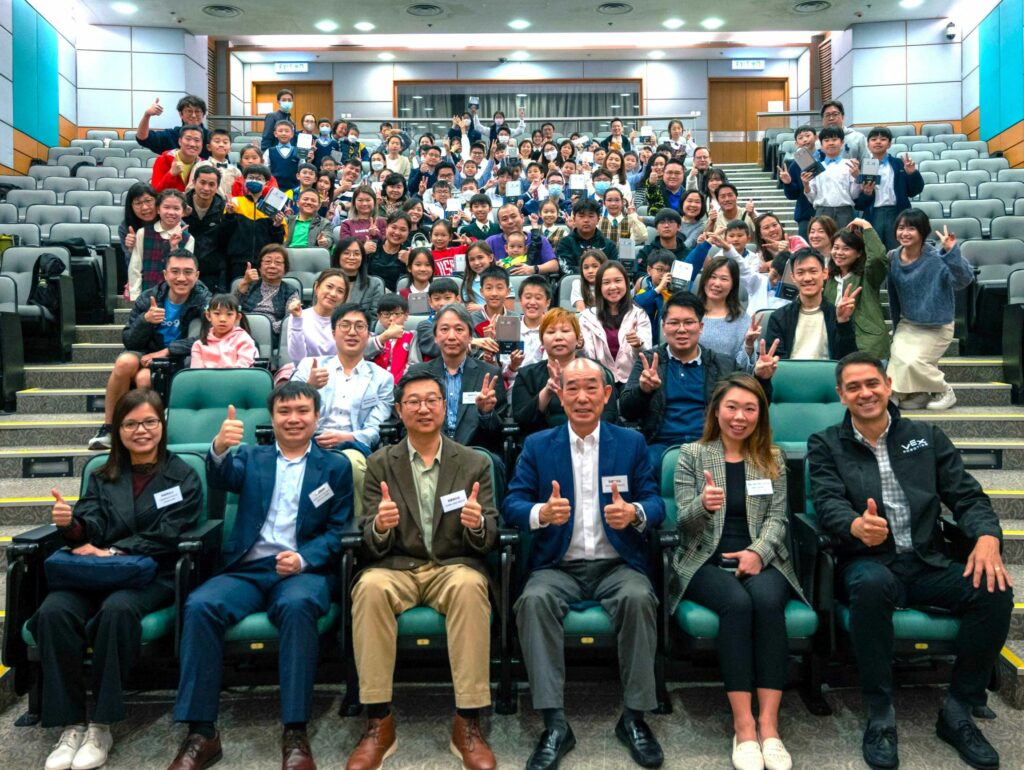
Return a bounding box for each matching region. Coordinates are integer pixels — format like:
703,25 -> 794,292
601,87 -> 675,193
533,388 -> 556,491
165,368 -> 274,453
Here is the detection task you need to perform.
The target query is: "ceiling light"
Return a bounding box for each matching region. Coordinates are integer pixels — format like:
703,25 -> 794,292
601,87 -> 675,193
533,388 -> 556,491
621,92 -> 631,96
314,19 -> 338,32
378,52 -> 395,60
898,0 -> 924,7
412,95 -> 424,100
202,4 -> 242,17
662,17 -> 684,29
648,50 -> 666,59
510,50 -> 530,60
517,93 -> 528,97
610,104 -> 620,109
701,17 -> 725,29
508,19 -> 531,30
400,107 -> 411,111
111,1 -> 138,13
424,107 -> 434,111
354,21 -> 376,32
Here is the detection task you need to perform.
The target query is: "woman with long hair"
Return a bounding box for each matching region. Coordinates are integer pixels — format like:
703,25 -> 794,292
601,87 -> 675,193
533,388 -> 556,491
579,260 -> 652,385
696,256 -> 757,369
332,237 -> 385,324
824,219 -> 890,360
671,374 -> 807,770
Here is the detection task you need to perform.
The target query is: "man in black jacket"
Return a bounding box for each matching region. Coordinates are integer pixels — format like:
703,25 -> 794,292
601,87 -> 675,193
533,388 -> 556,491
89,251 -> 210,451
134,94 -> 210,156
554,198 -> 618,275
184,165 -> 227,293
808,352 -> 1012,770
620,292 -> 777,474
764,248 -> 859,360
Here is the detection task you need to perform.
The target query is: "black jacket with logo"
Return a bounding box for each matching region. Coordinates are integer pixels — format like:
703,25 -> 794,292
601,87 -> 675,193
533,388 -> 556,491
807,403 -> 1002,568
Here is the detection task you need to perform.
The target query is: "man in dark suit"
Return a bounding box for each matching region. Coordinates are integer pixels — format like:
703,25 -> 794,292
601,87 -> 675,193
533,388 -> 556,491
504,358 -> 667,770
408,304 -> 509,453
168,382 -> 353,770
809,352 -> 1013,770
345,369 -> 499,770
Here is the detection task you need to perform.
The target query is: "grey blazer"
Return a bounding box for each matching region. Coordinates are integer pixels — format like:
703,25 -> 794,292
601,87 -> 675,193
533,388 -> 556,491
668,439 -> 807,613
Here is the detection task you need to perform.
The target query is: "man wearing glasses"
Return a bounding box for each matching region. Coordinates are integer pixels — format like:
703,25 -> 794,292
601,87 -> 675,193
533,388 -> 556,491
292,304 -> 394,458
89,251 -> 211,450
135,95 -> 211,157
819,100 -> 869,164
345,369 -> 500,770
620,292 -> 779,474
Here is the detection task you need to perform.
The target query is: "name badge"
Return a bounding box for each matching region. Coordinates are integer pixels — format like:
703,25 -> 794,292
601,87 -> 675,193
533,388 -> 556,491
454,252 -> 466,273
601,475 -> 629,494
154,486 -> 183,508
746,479 -> 773,496
309,483 -> 334,508
441,490 -> 468,513
462,391 -> 480,405
671,261 -> 693,283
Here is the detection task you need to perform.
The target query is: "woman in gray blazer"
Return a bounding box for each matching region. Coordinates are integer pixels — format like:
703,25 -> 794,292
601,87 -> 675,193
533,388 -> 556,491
671,374 -> 807,770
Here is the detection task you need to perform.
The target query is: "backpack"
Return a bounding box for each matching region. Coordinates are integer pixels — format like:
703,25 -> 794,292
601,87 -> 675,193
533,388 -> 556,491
0,183 -> 16,202
70,161 -> 93,177
28,252 -> 66,318
45,238 -> 91,258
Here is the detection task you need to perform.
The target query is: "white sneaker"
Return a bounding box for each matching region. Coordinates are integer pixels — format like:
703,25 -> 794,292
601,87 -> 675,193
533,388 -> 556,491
45,726 -> 86,770
760,737 -> 792,770
71,724 -> 112,770
732,734 -> 764,770
925,387 -> 957,411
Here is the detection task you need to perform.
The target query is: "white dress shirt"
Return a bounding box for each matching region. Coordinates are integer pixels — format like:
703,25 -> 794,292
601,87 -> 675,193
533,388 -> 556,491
873,157 -> 896,207
806,157 -> 861,208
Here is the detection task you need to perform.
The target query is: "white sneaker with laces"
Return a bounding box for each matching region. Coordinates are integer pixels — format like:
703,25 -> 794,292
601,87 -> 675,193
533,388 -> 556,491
732,734 -> 764,770
70,724 -> 113,770
925,387 -> 957,411
45,726 -> 87,770
760,737 -> 792,770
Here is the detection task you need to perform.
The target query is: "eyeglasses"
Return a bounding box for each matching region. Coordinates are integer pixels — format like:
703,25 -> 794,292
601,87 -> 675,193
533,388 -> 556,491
822,110 -> 842,118
167,268 -> 197,277
401,396 -> 443,410
120,417 -> 161,432
337,321 -> 369,332
663,319 -> 700,330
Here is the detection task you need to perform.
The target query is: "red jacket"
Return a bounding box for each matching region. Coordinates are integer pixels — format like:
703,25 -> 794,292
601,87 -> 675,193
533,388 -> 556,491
150,151 -> 193,193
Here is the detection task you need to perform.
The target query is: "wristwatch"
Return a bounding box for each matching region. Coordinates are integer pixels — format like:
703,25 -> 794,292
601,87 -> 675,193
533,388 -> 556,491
631,504 -> 646,529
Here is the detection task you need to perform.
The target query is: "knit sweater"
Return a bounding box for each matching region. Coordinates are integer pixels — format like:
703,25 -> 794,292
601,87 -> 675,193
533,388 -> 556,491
286,307 -> 336,364
700,315 -> 754,371
887,242 -> 973,327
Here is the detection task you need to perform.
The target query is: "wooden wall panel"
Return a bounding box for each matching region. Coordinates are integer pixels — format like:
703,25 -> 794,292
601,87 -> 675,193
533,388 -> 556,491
963,109 -> 980,140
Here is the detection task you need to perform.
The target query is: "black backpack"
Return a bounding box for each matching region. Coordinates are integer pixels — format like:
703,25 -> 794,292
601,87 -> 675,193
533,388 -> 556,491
28,252 -> 65,318
0,183 -> 16,202
46,238 -> 91,258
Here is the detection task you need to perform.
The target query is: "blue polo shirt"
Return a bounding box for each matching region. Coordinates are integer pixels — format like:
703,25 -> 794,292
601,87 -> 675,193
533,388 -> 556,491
654,351 -> 705,445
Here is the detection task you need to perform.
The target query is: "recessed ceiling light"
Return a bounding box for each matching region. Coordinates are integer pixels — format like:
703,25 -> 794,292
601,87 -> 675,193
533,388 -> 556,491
424,107 -> 434,111
700,17 -> 725,29
620,92 -> 631,96
517,93 -> 528,97
508,18 -> 531,30
510,50 -> 530,60
202,4 -> 242,17
400,107 -> 411,111
111,1 -> 138,13
412,95 -> 424,100
314,19 -> 338,32
898,0 -> 924,7
610,104 -> 620,109
662,17 -> 684,29
378,52 -> 395,60
648,50 -> 666,59
354,21 -> 376,32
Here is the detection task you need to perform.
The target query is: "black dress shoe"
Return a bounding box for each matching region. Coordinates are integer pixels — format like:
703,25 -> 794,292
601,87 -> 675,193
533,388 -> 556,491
936,711 -> 1000,769
615,715 -> 664,768
862,723 -> 899,769
525,725 -> 576,770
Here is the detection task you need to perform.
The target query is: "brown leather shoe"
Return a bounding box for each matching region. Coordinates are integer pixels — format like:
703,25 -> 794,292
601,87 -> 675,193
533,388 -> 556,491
345,713 -> 397,770
167,731 -> 222,770
282,728 -> 316,770
450,715 -> 496,770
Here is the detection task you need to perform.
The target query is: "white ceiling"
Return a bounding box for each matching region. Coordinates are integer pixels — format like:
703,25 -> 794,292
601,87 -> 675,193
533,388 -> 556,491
78,0 -> 962,37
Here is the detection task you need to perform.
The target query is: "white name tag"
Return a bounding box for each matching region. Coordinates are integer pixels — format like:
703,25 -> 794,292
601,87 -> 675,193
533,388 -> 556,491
309,483 -> 334,508
154,486 -> 183,509
441,489 -> 468,513
462,391 -> 480,405
454,252 -> 466,272
296,133 -> 313,150
601,475 -> 629,494
671,261 -> 694,283
505,180 -> 522,197
746,479 -> 773,496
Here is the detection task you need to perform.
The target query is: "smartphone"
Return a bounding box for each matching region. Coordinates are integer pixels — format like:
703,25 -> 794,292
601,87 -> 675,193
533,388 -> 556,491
778,259 -> 798,301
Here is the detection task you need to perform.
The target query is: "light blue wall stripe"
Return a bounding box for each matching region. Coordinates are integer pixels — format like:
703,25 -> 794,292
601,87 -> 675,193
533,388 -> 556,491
12,0 -> 59,147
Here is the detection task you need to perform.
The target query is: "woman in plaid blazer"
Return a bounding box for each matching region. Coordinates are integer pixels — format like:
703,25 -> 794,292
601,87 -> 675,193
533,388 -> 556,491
669,373 -> 807,770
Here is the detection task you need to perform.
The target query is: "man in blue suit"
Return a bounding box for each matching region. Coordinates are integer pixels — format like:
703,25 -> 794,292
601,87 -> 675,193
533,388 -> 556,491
854,126 -> 925,249
504,358 -> 666,770
168,382 -> 353,770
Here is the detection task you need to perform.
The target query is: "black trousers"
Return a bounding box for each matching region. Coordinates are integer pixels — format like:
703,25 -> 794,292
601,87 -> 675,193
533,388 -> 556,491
841,554 -> 1014,713
684,563 -> 791,692
29,582 -> 173,727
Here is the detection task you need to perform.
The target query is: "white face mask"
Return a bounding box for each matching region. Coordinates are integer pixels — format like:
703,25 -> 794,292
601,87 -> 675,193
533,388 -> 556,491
494,118 -> 504,126
371,160 -> 384,171
348,134 -> 359,143
544,150 -> 558,161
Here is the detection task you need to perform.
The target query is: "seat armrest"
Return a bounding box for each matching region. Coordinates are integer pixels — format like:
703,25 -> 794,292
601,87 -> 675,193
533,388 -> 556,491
501,418 -> 520,436
940,514 -> 974,561
340,519 -> 363,551
11,524 -> 62,556
254,357 -> 272,371
178,520 -> 223,554
255,423 -> 274,445
379,418 -> 403,445
499,528 -> 520,548
792,513 -> 837,552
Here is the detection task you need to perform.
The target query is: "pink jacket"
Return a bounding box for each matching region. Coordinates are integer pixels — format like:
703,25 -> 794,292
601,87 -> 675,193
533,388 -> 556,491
579,305 -> 652,384
189,326 -> 258,369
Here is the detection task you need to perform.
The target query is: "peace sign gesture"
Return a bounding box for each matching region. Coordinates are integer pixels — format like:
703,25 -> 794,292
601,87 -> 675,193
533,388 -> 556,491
544,358 -> 563,398
776,165 -> 791,185
938,224 -> 956,252
753,339 -> 780,379
638,352 -> 661,394
475,373 -> 498,414
902,153 -> 916,175
744,313 -> 763,355
835,284 -> 862,324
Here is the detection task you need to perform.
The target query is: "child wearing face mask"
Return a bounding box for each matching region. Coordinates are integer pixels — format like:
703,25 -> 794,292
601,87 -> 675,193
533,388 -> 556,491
262,119 -> 300,190
337,123 -> 370,163
221,165 -> 287,285
230,146 -> 280,198
310,118 -> 339,168
127,189 -> 194,300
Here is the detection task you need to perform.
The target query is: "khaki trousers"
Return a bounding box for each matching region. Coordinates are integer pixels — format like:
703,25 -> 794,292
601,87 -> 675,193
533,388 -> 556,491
352,562 -> 491,708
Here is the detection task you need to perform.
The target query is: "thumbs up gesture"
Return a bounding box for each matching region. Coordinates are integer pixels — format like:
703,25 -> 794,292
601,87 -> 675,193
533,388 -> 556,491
145,97 -> 163,118
245,261 -> 259,283
460,482 -> 484,530
307,357 -> 330,389
51,488 -> 72,527
701,470 -> 725,512
853,497 -> 889,547
123,226 -> 137,250
374,481 -> 400,533
540,480 -> 571,526
144,295 -> 165,324
603,482 -> 637,530
213,404 -> 245,454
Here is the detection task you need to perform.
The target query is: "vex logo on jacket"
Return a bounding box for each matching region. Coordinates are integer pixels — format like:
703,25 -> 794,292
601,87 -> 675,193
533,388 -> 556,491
901,438 -> 929,454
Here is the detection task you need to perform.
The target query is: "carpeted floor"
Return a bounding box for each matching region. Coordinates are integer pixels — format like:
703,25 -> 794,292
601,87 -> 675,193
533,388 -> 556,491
2,682 -> 1021,769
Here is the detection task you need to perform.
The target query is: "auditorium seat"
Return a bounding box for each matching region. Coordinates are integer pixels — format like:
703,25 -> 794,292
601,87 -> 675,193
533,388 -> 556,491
63,190 -> 115,220
165,367 -> 274,452
27,165 -> 70,183
978,181 -> 1024,214
1,246 -> 74,360
918,182 -> 970,217
76,165 -> 118,189
41,176 -> 88,203
950,199 -> 1004,237
944,169 -> 990,197
286,247 -> 332,302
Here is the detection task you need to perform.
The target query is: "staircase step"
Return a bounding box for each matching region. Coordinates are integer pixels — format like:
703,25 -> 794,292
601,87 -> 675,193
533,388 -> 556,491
953,439 -> 1024,471
17,388 -> 105,414
937,358 -> 1004,383
0,477 -> 79,525
114,307 -> 130,322
904,406 -> 1024,438
0,447 -> 98,478
26,364 -> 113,389
998,641 -> 1024,708
0,414 -> 103,447
72,343 -> 122,364
75,324 -> 123,344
